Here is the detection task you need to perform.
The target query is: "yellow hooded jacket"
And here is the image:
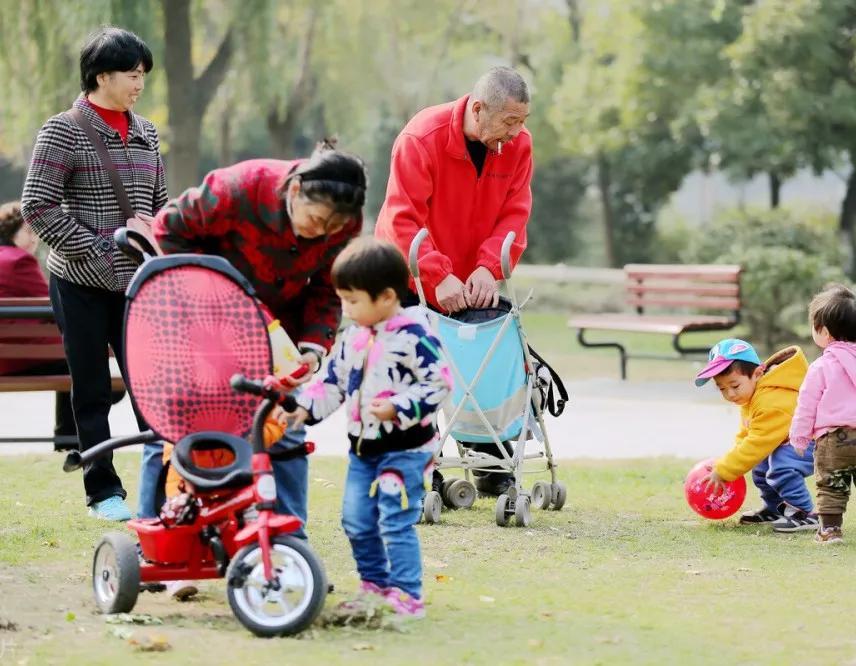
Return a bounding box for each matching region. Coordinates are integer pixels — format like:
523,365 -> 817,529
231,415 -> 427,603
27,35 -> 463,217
714,346 -> 808,482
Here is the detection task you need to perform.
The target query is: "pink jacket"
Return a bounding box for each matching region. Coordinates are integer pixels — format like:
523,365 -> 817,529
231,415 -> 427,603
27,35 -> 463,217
790,341 -> 856,448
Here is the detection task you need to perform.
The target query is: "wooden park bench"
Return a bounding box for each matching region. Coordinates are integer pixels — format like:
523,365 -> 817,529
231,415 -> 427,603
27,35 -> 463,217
0,297 -> 124,446
567,264 -> 742,380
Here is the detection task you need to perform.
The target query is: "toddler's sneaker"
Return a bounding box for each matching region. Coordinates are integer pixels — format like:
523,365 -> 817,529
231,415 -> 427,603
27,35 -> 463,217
384,587 -> 425,619
815,526 -> 844,545
335,580 -> 388,614
88,496 -> 132,522
738,507 -> 781,525
771,506 -> 819,533
165,580 -> 199,600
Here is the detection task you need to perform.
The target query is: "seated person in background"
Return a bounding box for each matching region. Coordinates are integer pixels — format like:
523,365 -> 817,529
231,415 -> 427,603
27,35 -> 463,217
695,338 -> 817,533
0,202 -> 75,448
0,201 -> 124,450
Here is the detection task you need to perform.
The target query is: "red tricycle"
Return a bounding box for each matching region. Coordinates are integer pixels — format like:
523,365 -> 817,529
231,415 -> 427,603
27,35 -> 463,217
62,229 -> 327,637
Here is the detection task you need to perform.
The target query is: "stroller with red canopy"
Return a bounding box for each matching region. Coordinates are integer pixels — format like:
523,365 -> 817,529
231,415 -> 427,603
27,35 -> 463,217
62,230 -> 325,637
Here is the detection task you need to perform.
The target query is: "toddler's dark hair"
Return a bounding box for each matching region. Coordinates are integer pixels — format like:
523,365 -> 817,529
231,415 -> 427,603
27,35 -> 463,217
809,283 -> 856,343
332,237 -> 410,302
715,359 -> 759,380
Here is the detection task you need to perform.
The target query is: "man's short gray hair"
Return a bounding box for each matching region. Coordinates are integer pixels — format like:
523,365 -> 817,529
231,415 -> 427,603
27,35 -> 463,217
472,67 -> 530,111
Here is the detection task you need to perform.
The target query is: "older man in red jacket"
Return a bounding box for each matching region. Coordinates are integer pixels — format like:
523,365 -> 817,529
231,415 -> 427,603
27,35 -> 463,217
375,66 -> 532,313
375,67 -> 533,496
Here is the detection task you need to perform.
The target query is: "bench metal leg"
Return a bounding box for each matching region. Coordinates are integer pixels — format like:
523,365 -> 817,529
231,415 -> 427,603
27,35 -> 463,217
577,328 -> 628,380
673,332 -> 713,356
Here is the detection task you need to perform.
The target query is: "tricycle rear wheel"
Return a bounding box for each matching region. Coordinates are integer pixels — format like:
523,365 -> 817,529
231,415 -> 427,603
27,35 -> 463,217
92,532 -> 140,614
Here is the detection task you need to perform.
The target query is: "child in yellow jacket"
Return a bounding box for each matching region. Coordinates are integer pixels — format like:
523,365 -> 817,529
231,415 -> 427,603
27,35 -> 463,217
695,338 -> 817,532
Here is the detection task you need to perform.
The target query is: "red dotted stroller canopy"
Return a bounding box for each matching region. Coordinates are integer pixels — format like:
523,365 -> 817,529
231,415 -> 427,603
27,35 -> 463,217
123,256 -> 272,444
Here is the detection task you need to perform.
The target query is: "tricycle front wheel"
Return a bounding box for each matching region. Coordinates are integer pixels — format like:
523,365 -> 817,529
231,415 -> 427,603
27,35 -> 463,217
226,535 -> 326,637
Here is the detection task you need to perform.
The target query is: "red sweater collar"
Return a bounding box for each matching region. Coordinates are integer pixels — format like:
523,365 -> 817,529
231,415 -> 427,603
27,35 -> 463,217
84,98 -> 129,142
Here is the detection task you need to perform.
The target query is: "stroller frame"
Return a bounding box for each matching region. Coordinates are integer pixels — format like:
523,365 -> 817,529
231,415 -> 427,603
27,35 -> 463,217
408,229 -> 566,527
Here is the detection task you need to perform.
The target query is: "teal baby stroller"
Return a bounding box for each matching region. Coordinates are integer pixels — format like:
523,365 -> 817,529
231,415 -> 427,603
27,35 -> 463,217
408,230 -> 567,527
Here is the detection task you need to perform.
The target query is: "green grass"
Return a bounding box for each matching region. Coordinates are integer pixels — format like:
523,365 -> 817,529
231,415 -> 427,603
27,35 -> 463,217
0,453 -> 853,665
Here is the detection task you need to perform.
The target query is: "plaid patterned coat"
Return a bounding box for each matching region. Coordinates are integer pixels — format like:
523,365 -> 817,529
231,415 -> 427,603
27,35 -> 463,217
152,159 -> 361,353
21,96 -> 168,291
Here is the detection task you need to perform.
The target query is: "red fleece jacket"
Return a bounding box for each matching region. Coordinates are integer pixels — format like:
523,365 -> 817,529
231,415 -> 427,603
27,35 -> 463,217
374,95 -> 533,307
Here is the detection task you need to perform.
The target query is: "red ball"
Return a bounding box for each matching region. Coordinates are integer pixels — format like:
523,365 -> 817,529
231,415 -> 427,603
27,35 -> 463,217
684,458 -> 747,520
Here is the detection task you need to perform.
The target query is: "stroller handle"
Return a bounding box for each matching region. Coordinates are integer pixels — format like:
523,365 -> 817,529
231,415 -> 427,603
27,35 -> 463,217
114,228 -> 157,265
63,430 -> 161,473
500,231 -> 516,281
408,228 -> 429,279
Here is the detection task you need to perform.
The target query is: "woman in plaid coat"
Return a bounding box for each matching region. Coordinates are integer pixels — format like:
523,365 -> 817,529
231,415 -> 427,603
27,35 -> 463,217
21,27 -> 166,522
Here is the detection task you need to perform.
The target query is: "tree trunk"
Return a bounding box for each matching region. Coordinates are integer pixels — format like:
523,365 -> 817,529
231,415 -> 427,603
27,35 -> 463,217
769,171 -> 781,209
839,159 -> 856,278
266,8 -> 318,157
219,111 -> 232,166
567,0 -> 582,44
161,0 -> 233,194
597,154 -> 618,267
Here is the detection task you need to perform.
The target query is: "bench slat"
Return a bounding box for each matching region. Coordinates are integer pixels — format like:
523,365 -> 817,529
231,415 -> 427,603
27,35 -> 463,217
569,313 -> 736,335
624,264 -> 741,281
0,375 -> 125,392
0,344 -> 67,360
627,296 -> 741,310
0,323 -> 62,338
625,283 -> 739,297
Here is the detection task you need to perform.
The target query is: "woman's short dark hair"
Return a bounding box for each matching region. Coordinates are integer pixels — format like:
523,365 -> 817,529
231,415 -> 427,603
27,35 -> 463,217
80,27 -> 153,93
332,237 -> 410,302
280,139 -> 368,217
0,201 -> 24,246
809,283 -> 856,343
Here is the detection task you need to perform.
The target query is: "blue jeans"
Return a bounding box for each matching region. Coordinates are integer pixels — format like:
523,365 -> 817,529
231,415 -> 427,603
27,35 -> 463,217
137,441 -> 165,518
753,441 -> 815,513
271,424 -> 309,539
341,450 -> 433,599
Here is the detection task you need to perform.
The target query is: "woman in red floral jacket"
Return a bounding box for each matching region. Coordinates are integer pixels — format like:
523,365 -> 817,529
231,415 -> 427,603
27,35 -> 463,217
153,141 -> 367,538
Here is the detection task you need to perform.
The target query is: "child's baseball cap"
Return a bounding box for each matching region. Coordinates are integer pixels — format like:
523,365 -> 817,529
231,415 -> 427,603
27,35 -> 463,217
694,338 -> 761,387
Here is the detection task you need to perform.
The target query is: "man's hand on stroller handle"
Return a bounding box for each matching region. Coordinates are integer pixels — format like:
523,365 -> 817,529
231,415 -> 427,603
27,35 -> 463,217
435,274 -> 468,313
465,266 -> 500,309
276,353 -> 319,388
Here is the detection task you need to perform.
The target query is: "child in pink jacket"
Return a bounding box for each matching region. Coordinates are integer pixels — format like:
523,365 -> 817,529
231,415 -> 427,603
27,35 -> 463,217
790,283 -> 856,544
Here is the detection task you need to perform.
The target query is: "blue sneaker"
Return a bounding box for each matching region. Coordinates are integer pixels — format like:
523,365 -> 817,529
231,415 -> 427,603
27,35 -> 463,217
88,496 -> 133,521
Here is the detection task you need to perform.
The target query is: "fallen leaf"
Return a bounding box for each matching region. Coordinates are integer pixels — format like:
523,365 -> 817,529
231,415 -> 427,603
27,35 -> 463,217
434,574 -> 451,583
41,540 -> 59,548
479,595 -> 495,604
352,642 -> 375,651
129,634 -> 171,652
65,612 -> 76,622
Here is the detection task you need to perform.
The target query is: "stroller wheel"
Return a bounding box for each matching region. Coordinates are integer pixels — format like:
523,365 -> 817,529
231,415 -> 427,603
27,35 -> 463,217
92,532 -> 140,614
440,478 -> 459,509
423,491 -> 442,524
514,495 -> 532,527
227,535 -> 327,637
531,481 -> 552,510
447,479 -> 476,509
495,494 -> 511,527
550,482 -> 568,511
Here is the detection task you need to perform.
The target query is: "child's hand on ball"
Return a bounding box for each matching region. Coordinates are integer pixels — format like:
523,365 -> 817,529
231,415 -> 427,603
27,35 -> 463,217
368,399 -> 397,421
703,469 -> 726,495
